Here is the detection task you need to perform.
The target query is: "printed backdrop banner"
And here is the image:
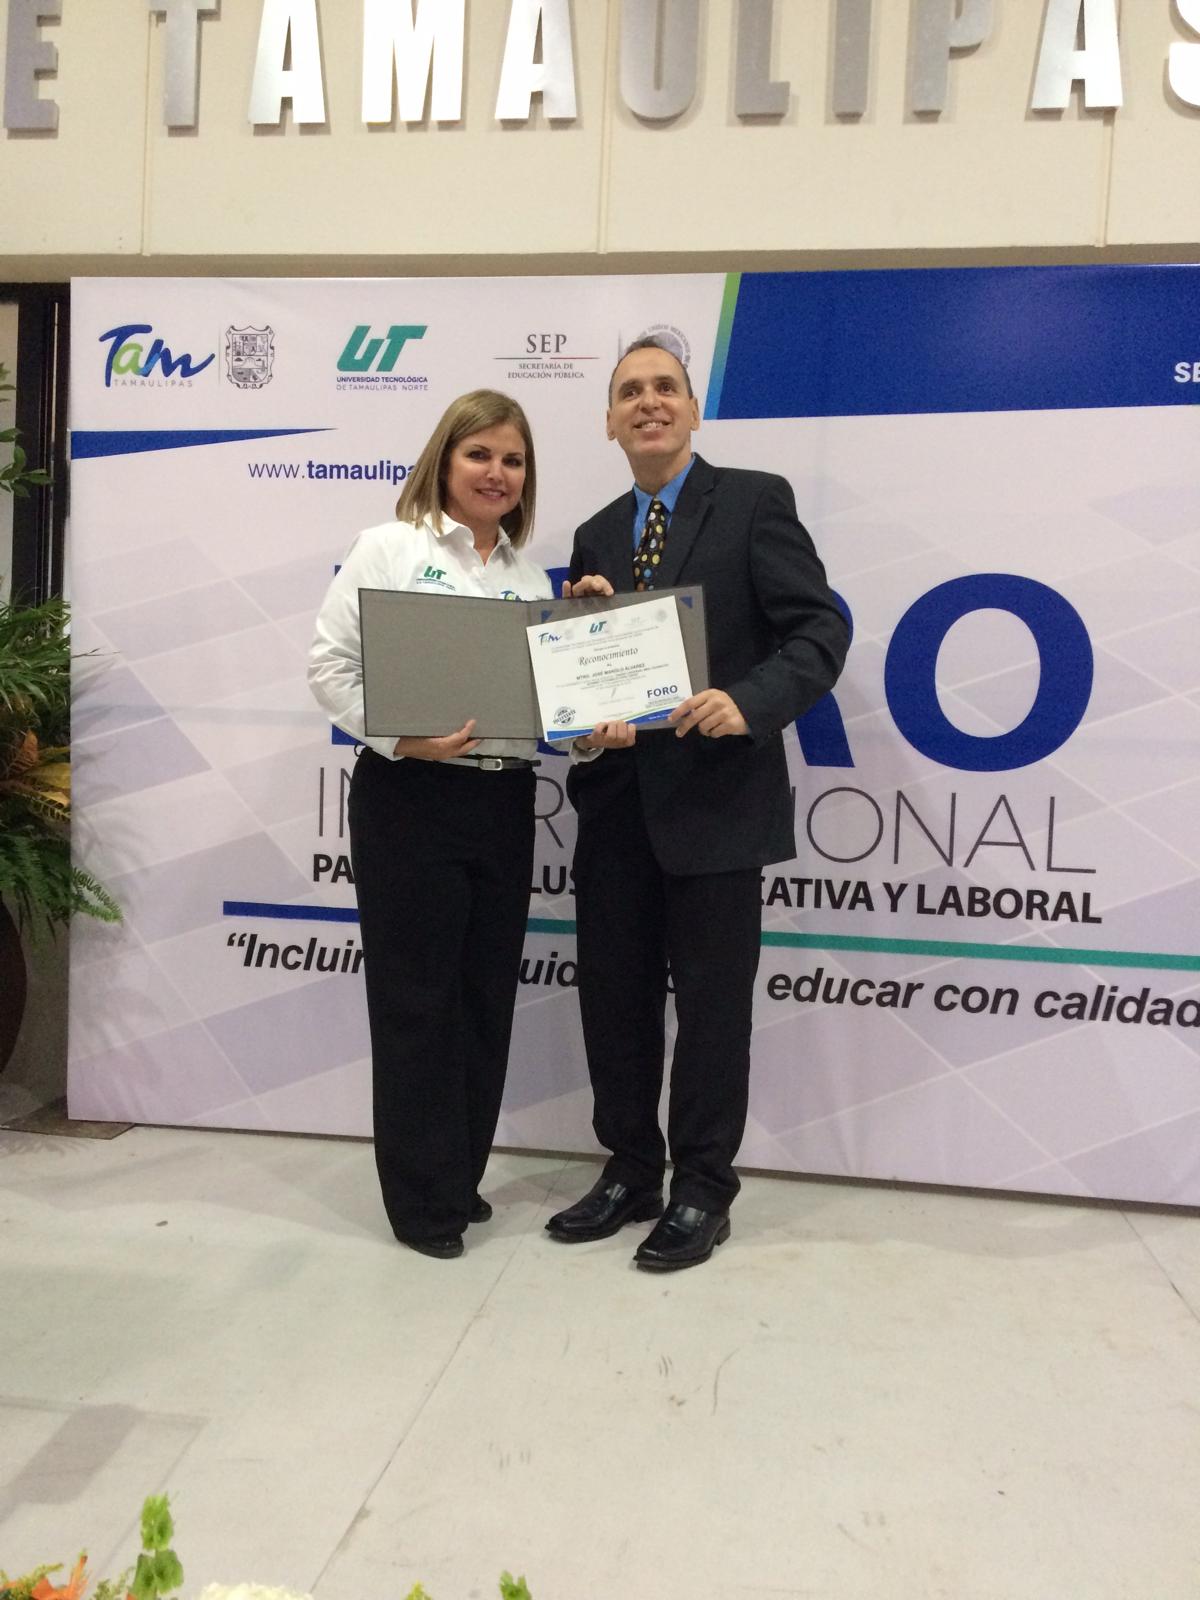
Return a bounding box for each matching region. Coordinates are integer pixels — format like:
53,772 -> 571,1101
68,269 -> 1200,1205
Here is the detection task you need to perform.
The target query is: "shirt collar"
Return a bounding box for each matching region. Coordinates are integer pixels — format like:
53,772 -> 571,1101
434,513 -> 513,553
632,457 -> 694,529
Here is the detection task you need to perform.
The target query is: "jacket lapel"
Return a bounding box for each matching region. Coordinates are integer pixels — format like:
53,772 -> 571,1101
656,455 -> 715,589
595,492 -> 637,591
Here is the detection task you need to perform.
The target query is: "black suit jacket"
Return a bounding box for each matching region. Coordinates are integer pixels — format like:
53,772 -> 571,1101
567,455 -> 849,875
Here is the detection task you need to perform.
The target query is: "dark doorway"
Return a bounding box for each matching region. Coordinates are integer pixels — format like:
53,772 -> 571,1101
1,283 -> 70,605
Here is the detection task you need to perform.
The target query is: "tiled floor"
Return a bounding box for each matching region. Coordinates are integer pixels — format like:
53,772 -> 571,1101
2,1124 -> 1199,1599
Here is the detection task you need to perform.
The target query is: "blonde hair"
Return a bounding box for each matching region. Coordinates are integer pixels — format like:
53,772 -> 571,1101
396,390 -> 537,546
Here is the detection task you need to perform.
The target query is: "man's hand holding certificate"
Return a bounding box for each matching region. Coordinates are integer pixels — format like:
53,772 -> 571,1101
527,594 -> 693,743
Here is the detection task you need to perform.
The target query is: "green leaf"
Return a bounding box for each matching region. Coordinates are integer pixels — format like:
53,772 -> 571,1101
130,1552 -> 157,1600
0,595 -> 119,931
0,382 -> 49,499
141,1494 -> 175,1553
72,868 -> 122,924
499,1574 -> 532,1599
92,1572 -> 134,1600
128,1546 -> 184,1600
150,1550 -> 183,1593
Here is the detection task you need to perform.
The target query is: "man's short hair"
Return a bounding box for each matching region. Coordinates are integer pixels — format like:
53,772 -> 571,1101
608,336 -> 694,405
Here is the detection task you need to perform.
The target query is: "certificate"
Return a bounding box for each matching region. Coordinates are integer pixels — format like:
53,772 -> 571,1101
360,585 -> 707,740
527,594 -> 693,741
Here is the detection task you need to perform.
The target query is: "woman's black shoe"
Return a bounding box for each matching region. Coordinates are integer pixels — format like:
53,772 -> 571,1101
469,1194 -> 493,1224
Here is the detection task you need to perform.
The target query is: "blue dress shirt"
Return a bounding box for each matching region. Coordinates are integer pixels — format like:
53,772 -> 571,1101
632,458 -> 695,548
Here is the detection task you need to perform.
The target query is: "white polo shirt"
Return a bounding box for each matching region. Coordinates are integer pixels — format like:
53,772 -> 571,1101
308,514 -> 553,761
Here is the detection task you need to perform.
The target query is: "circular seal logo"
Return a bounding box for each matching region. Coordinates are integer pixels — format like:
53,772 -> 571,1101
635,323 -> 692,370
552,706 -> 576,728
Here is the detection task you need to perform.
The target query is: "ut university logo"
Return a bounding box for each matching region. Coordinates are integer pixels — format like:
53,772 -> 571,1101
338,325 -> 426,373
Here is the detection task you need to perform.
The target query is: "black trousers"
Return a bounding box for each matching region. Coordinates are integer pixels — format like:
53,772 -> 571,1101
348,750 -> 536,1240
574,772 -> 763,1213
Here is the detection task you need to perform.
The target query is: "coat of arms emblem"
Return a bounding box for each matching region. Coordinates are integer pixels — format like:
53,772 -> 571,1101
225,325 -> 275,389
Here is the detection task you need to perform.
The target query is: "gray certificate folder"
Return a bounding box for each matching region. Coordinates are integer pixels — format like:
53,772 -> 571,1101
360,585 -> 709,739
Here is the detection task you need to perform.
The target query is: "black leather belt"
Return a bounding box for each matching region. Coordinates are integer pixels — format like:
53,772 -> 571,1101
455,756 -> 538,771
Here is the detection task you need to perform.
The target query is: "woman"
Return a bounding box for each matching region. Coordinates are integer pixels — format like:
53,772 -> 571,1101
308,391 -> 551,1259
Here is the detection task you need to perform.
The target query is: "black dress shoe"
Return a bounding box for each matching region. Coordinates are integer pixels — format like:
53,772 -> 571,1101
545,1178 -> 664,1242
469,1194 -> 492,1224
395,1232 -> 464,1260
634,1203 -> 730,1271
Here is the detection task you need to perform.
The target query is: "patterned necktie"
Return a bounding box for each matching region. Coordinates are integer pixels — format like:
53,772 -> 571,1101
633,497 -> 668,591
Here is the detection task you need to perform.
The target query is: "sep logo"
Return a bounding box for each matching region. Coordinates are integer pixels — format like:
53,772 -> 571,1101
495,332 -> 595,382
99,323 -> 215,388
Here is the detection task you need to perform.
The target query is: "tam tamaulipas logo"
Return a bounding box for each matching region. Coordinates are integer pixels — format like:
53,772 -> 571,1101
336,324 -> 428,392
225,325 -> 275,389
494,330 -> 596,382
98,323 -> 215,388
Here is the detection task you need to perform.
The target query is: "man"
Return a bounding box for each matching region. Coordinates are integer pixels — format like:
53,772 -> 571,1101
545,337 -> 850,1270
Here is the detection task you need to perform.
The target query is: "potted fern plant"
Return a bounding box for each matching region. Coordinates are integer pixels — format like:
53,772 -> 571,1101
1,362 -> 119,1074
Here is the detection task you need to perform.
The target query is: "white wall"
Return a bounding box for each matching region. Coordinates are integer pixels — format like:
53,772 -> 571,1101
0,0 -> 1198,276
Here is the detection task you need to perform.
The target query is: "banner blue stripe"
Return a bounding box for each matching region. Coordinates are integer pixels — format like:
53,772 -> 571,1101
72,428 -> 329,459
224,900 -> 358,923
715,266 -> 1200,420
